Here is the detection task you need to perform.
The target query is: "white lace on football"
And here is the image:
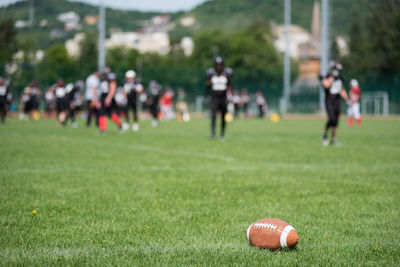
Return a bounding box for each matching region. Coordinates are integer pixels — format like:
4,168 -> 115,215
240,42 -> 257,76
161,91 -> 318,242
253,223 -> 277,230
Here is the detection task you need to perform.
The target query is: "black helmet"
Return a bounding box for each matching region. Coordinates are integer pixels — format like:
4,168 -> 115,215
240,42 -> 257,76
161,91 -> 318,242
329,61 -> 343,78
214,56 -> 224,73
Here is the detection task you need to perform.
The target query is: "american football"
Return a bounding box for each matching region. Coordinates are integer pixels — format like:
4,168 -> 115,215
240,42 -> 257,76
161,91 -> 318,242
246,218 -> 299,250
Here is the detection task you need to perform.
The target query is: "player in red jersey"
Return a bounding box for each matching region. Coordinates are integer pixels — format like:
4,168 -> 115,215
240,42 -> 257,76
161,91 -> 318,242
347,79 -> 362,128
161,88 -> 174,120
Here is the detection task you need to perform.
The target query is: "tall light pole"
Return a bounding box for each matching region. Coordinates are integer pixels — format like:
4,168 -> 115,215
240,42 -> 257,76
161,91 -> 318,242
320,0 -> 330,110
29,0 -> 34,26
281,0 -> 291,114
98,0 -> 106,71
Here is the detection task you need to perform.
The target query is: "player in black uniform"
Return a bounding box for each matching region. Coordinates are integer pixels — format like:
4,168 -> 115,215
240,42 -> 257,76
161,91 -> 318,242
123,70 -> 144,131
65,81 -> 83,128
20,87 -> 31,120
55,79 -> 69,125
98,72 -> 124,133
147,80 -> 160,127
320,61 -> 349,146
30,81 -> 41,118
44,86 -> 56,119
0,77 -> 10,123
205,56 -> 233,140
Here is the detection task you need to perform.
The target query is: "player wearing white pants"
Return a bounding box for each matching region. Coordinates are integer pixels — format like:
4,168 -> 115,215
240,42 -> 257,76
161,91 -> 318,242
347,79 -> 362,127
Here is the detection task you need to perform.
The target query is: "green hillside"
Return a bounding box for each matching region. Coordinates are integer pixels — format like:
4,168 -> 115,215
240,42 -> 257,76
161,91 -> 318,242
172,0 -> 372,38
0,0 -> 373,50
0,0 -> 161,49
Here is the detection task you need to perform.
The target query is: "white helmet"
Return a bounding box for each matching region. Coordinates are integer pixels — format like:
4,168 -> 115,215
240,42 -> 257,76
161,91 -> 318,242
350,79 -> 358,88
125,70 -> 136,79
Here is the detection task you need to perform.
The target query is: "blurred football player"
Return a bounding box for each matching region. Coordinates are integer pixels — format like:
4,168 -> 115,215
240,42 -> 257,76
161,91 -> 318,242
147,80 -> 160,127
123,70 -> 143,131
20,87 -> 31,120
0,77 -> 10,123
255,91 -> 267,118
98,72 -> 124,133
55,79 -> 68,125
205,56 -> 233,140
65,81 -> 84,128
29,81 -> 41,119
115,87 -> 127,123
241,88 -> 251,118
85,70 -> 100,127
232,90 -> 241,118
161,87 -> 175,120
320,61 -> 349,146
176,88 -> 189,122
347,79 -> 362,128
44,86 -> 56,119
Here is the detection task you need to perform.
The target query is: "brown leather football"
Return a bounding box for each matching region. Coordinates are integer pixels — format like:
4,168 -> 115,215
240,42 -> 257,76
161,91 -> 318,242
246,218 -> 299,250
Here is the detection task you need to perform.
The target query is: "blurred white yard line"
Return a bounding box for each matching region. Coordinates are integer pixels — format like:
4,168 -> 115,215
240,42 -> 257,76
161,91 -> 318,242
0,165 -> 254,175
1,130 -> 236,162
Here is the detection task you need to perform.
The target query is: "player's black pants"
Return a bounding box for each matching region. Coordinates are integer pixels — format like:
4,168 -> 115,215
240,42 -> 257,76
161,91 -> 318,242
98,94 -> 118,117
0,98 -> 7,123
126,98 -> 138,123
86,100 -> 98,127
56,98 -> 68,114
67,106 -> 76,123
150,104 -> 158,119
234,104 -> 239,118
211,98 -> 227,136
325,97 -> 341,128
258,105 -> 264,118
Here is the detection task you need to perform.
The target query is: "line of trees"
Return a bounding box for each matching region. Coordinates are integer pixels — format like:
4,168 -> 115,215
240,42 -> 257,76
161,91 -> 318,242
1,20 -> 287,104
340,0 -> 400,111
0,0 -> 399,110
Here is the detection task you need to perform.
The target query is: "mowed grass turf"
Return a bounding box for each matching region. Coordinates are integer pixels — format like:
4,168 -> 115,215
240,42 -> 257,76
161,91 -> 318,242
0,117 -> 399,266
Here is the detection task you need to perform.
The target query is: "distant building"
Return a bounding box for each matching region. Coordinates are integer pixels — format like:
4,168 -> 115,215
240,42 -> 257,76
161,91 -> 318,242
334,35 -> 349,57
15,20 -> 30,29
180,37 -> 194,56
50,28 -> 66,39
106,32 -> 170,55
65,33 -> 85,58
142,14 -> 172,33
40,19 -> 48,27
272,24 -> 311,60
293,0 -> 321,91
57,11 -> 81,31
180,16 -> 195,27
84,15 -> 98,26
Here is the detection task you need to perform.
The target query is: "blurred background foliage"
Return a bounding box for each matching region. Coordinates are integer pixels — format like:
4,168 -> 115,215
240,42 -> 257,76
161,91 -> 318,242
0,0 -> 399,111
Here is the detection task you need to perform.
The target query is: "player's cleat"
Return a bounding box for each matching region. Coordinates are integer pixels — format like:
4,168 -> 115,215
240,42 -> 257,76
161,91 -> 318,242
210,134 -> 216,140
72,122 -> 78,128
330,138 -> 338,146
220,135 -> 225,141
119,126 -> 126,134
322,132 -> 329,146
122,123 -> 129,131
132,123 -> 139,132
152,119 -> 158,128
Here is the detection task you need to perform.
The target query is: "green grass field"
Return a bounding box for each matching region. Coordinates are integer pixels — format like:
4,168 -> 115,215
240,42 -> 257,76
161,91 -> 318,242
1,117 -> 399,266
